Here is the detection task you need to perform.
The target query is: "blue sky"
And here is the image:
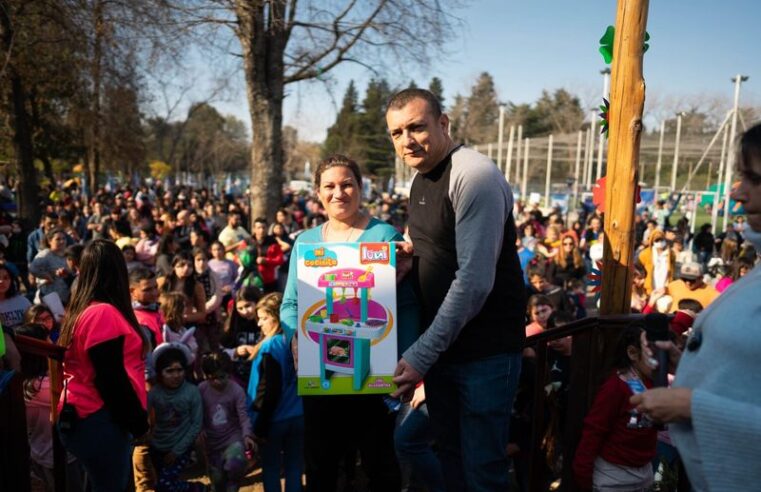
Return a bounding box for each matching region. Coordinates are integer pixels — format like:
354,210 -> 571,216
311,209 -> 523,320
184,0 -> 761,142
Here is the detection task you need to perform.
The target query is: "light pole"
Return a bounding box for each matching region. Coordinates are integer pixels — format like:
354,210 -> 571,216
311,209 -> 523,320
670,112 -> 685,191
496,104 -> 505,172
722,74 -> 749,230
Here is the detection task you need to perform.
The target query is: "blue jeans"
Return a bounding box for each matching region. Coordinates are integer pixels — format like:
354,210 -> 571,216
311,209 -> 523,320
395,402 -> 445,492
260,415 -> 305,492
58,407 -> 132,492
424,352 -> 522,492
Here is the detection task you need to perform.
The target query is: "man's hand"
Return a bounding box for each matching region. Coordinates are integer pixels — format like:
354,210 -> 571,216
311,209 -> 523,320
391,357 -> 423,400
395,241 -> 413,283
630,387 -> 692,424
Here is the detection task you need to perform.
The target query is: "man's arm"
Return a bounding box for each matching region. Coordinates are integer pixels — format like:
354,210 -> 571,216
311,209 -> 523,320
403,154 -> 510,375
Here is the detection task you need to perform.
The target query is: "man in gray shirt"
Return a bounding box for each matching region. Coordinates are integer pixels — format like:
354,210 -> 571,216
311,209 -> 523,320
388,88 -> 527,491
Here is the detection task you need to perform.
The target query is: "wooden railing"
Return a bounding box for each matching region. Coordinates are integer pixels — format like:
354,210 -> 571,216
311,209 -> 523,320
524,314 -> 644,491
13,334 -> 67,492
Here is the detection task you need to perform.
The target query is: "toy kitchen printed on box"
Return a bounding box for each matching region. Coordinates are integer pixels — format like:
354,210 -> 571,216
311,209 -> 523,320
296,242 -> 397,395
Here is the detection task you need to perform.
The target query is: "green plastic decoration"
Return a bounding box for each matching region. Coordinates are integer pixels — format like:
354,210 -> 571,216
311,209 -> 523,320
599,98 -> 610,138
599,26 -> 615,64
599,26 -> 651,64
0,324 -> 5,358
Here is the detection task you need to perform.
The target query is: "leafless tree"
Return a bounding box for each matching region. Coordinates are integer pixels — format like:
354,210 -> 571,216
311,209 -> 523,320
172,0 -> 462,221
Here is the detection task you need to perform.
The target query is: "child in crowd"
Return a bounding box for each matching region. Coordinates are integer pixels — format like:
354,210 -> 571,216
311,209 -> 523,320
159,252 -> 207,325
17,323 -> 82,491
199,352 -> 255,492
246,293 -> 303,492
221,286 -> 263,384
193,247 -> 222,353
160,292 -> 199,367
573,325 -> 658,491
130,267 -> 164,492
130,267 -> 164,350
525,294 -> 554,337
22,304 -> 60,342
208,241 -> 238,298
63,244 -> 84,293
122,244 -> 143,272
148,345 -> 203,492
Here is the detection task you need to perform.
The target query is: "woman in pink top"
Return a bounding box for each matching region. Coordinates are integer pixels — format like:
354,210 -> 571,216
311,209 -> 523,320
57,239 -> 149,492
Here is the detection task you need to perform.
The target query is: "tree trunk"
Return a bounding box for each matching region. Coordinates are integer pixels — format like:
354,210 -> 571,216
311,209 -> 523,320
236,0 -> 287,225
0,1 -> 40,226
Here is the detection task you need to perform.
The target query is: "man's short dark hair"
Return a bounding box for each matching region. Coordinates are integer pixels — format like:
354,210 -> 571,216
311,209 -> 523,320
386,88 -> 442,118
129,266 -> 156,286
254,216 -> 268,226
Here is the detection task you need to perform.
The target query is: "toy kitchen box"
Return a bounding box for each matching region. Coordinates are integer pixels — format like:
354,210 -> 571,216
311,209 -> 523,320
296,242 -> 397,395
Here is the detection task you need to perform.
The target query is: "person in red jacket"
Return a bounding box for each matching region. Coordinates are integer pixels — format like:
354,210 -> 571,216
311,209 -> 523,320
250,217 -> 284,293
573,325 -> 658,491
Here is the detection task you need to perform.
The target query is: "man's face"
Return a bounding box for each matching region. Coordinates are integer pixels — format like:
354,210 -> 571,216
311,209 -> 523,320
43,217 -> 57,231
229,214 -> 240,228
131,278 -> 159,305
386,98 -> 451,175
253,222 -> 266,241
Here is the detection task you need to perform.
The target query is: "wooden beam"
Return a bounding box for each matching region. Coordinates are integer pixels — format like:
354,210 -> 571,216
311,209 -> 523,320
600,0 -> 649,315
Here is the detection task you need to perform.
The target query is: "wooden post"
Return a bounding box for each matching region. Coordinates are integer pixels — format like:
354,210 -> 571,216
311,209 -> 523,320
600,0 -> 649,315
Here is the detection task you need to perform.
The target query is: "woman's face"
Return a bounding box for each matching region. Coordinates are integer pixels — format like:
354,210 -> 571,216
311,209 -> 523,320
236,300 -> 257,320
731,153 -> 761,231
173,260 -> 193,278
0,269 -> 11,297
257,308 -> 279,336
49,233 -> 67,253
562,238 -> 575,252
272,224 -> 284,237
317,166 -> 361,222
739,265 -> 749,277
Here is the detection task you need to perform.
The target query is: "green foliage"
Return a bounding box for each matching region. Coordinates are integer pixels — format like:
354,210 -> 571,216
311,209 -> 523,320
447,72 -> 585,142
449,72 -> 499,145
323,79 -> 395,179
144,103 -> 249,176
428,77 -> 445,105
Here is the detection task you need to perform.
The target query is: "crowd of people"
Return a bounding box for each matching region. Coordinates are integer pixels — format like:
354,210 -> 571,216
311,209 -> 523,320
0,89 -> 760,492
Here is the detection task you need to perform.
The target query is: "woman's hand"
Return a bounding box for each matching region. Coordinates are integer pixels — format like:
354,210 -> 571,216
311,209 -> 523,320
630,387 -> 692,423
411,384 -> 426,409
395,242 -> 413,283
